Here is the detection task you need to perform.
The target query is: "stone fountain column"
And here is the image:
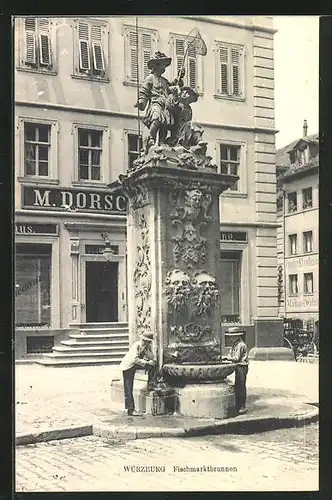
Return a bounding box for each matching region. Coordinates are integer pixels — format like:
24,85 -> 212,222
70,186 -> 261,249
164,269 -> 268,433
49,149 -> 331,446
122,145 -> 238,419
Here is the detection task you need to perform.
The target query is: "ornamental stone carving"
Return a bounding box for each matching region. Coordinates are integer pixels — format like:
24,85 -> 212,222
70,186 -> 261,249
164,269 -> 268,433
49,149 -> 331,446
162,363 -> 235,383
172,220 -> 207,269
170,323 -> 213,343
176,152 -> 197,170
192,271 -> 220,316
163,342 -> 222,365
165,269 -> 192,313
166,269 -> 219,318
133,215 -> 151,336
170,187 -> 212,222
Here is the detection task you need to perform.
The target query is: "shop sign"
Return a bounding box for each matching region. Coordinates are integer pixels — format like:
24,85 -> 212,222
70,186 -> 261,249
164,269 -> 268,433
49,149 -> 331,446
220,231 -> 247,242
15,223 -> 58,235
286,255 -> 318,270
22,186 -> 127,214
286,296 -> 318,309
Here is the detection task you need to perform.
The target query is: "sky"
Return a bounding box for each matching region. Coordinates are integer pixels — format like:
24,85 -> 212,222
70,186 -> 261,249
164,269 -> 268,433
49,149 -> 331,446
273,16 -> 319,149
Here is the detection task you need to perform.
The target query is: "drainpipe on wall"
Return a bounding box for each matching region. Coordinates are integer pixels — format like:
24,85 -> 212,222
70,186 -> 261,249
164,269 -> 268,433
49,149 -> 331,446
283,188 -> 287,319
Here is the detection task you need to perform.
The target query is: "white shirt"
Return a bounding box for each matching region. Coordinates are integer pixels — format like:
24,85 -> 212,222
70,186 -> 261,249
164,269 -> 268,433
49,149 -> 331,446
119,340 -> 153,372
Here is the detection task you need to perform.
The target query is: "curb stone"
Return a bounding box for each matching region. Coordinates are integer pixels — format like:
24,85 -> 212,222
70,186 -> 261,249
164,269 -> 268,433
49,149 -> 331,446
15,405 -> 318,446
16,425 -> 93,446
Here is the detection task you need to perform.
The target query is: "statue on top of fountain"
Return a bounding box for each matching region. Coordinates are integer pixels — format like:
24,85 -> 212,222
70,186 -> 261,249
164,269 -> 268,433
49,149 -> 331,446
134,51 -> 205,153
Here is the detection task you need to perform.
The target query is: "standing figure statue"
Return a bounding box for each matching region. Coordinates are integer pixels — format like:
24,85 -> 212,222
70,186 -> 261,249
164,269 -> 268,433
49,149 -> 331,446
134,51 -> 185,148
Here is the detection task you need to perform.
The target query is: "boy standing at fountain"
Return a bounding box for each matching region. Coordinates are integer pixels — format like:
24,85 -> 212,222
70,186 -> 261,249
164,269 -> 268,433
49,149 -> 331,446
223,326 -> 249,415
119,333 -> 157,417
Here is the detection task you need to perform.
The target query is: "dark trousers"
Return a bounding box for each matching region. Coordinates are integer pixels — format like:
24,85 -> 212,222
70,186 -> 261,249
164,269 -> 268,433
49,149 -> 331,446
122,365 -> 158,411
234,364 -> 248,411
123,366 -> 136,411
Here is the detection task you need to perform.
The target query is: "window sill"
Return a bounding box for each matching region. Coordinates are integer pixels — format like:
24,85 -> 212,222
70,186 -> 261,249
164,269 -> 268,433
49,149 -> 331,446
17,177 -> 59,185
71,181 -> 108,190
303,293 -> 314,296
221,192 -> 247,199
17,66 -> 57,76
288,294 -> 298,297
123,80 -> 138,88
302,206 -> 315,212
71,73 -> 110,83
214,93 -> 245,102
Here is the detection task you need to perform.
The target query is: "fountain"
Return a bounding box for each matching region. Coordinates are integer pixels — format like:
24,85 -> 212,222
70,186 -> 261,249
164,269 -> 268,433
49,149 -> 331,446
110,50 -> 239,419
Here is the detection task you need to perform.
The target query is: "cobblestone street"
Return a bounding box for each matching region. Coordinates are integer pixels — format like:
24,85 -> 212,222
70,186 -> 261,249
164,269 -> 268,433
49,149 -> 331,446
16,423 -> 318,492
15,361 -> 319,491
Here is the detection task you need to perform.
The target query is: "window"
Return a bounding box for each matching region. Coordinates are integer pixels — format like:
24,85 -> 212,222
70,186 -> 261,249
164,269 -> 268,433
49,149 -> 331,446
304,273 -> 314,295
124,26 -> 157,85
288,234 -> 297,255
298,147 -> 309,166
73,19 -> 108,80
220,251 -> 241,323
24,123 -> 51,177
18,117 -> 59,182
287,192 -> 297,213
85,245 -> 119,255
289,274 -> 298,296
303,231 -> 313,253
277,194 -> 283,212
289,150 -> 296,164
15,244 -> 51,327
302,187 -> 313,210
169,33 -> 203,93
78,129 -> 103,181
20,17 -> 54,71
215,42 -> 244,99
219,144 -> 241,191
127,133 -> 143,170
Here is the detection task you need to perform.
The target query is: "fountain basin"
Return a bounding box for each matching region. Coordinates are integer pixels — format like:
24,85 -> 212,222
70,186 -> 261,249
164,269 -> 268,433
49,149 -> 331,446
162,363 -> 236,384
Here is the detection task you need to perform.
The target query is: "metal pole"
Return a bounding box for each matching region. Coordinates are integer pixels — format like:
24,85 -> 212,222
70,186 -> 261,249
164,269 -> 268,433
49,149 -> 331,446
135,17 -> 141,153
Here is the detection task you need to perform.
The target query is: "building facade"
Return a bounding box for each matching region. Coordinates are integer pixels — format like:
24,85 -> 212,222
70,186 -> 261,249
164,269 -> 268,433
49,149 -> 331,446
276,121 -> 319,328
14,15 -> 281,359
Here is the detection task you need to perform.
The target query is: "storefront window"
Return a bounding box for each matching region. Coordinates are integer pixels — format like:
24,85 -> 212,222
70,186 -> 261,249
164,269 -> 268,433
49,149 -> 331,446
15,244 -> 51,327
220,251 -> 241,323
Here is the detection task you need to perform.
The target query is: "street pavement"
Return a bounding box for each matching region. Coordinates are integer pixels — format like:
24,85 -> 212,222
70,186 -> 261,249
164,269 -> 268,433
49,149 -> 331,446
15,360 -> 319,492
15,360 -> 318,435
16,423 -> 318,492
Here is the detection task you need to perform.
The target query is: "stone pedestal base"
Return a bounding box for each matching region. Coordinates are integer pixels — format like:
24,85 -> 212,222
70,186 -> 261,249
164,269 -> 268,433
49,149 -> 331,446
111,376 -> 236,419
176,381 -> 236,419
110,377 -> 175,416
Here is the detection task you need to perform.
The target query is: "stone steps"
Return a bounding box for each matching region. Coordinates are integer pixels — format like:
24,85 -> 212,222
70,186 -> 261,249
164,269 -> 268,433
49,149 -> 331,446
53,345 -> 127,354
37,356 -> 124,367
35,323 -> 129,367
69,333 -> 129,342
61,339 -> 128,347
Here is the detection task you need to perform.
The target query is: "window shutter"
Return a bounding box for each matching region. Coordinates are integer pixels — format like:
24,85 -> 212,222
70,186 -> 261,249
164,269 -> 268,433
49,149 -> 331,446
175,38 -> 185,78
91,24 -> 105,71
231,47 -> 240,96
141,32 -> 152,80
187,43 -> 196,88
219,46 -> 229,94
24,17 -> 36,65
128,30 -> 138,82
78,22 -> 90,71
38,18 -> 51,66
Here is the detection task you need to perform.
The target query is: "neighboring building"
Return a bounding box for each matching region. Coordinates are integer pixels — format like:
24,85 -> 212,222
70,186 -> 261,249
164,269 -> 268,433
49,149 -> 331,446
276,120 -> 319,329
14,15 -> 281,361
